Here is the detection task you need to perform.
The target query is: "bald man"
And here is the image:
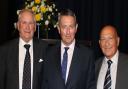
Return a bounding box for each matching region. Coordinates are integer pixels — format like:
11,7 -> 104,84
95,25 -> 128,89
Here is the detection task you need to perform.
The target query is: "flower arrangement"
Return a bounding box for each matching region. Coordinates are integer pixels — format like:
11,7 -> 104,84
17,0 -> 58,38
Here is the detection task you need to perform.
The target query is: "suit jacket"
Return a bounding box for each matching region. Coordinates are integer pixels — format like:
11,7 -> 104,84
0,46 -> 5,89
42,41 -> 96,89
95,52 -> 128,89
0,38 -> 48,89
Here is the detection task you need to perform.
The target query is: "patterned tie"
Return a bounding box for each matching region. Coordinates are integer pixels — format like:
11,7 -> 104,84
104,60 -> 112,89
61,47 -> 69,81
22,44 -> 31,89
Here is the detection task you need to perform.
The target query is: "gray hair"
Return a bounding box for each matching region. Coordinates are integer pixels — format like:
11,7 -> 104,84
58,9 -> 77,25
18,9 -> 36,23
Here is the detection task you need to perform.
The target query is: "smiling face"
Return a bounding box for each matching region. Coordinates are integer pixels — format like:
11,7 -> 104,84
57,15 -> 77,46
99,26 -> 120,59
17,10 -> 36,42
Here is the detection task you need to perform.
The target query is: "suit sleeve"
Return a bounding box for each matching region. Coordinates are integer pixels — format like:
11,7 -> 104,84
86,51 -> 96,89
0,46 -> 6,89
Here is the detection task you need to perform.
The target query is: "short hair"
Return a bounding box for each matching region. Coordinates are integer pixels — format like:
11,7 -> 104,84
18,9 -> 36,23
58,9 -> 77,25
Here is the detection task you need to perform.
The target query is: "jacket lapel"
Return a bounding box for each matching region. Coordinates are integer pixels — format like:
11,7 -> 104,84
55,45 -> 62,75
32,39 -> 42,89
66,44 -> 81,89
115,53 -> 128,89
55,44 -> 65,83
115,54 -> 120,89
15,39 -> 20,89
51,44 -> 66,89
95,57 -> 103,82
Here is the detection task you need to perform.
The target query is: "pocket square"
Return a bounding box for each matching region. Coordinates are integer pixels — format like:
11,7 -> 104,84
39,59 -> 43,62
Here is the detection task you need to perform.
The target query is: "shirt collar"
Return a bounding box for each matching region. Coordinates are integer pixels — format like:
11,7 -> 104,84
104,50 -> 119,64
61,39 -> 75,50
19,37 -> 33,47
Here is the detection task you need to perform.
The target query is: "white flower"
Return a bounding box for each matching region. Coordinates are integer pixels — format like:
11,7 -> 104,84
17,0 -> 58,32
52,12 -> 54,15
55,9 -> 58,11
31,1 -> 34,6
45,20 -> 49,25
54,24 -> 57,28
48,6 -> 52,12
53,4 -> 55,8
41,17 -> 43,20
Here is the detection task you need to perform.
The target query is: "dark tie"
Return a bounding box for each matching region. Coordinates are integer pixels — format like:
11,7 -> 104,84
61,47 -> 69,81
104,60 -> 112,89
22,44 -> 31,89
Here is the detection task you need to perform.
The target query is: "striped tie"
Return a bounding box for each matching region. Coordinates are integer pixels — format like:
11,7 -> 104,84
104,60 -> 112,89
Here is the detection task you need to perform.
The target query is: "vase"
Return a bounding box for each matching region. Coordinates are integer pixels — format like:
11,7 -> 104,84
43,29 -> 49,39
36,23 -> 49,39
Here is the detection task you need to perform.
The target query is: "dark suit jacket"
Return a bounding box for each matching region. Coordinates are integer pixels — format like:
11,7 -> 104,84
42,41 -> 96,89
0,46 -> 5,89
95,52 -> 128,89
0,38 -> 48,89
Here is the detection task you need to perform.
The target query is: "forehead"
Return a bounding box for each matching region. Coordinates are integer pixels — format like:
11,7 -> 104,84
100,27 -> 116,37
60,16 -> 75,23
19,12 -> 34,20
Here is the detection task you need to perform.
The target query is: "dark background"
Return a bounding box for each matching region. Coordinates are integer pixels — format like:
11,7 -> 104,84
0,0 -> 128,57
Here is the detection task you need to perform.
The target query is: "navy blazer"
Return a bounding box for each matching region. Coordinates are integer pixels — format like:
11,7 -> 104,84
42,41 -> 96,89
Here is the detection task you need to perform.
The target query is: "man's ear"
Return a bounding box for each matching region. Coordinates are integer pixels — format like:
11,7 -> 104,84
76,23 -> 78,29
99,39 -> 101,45
16,22 -> 19,31
34,24 -> 36,32
75,23 -> 78,33
117,37 -> 120,47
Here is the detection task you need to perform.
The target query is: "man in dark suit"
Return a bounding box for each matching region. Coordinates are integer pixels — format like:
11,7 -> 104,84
42,9 -> 96,89
96,25 -> 128,89
0,9 -> 48,89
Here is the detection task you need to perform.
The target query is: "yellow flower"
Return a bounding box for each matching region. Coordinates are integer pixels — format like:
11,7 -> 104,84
32,6 -> 37,12
18,0 -> 58,30
35,13 -> 42,21
35,0 -> 41,4
40,6 -> 47,13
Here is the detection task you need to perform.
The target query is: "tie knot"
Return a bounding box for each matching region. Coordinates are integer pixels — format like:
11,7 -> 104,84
24,44 -> 30,50
107,60 -> 112,66
64,47 -> 69,52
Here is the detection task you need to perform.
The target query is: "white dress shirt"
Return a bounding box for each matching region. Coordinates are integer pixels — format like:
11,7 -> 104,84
19,38 -> 33,89
61,40 -> 75,83
97,50 -> 119,89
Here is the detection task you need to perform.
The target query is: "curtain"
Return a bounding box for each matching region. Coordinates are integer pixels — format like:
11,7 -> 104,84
1,0 -> 128,56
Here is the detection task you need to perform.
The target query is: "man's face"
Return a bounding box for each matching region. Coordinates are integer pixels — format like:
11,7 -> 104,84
17,11 -> 36,42
99,26 -> 120,59
58,16 -> 77,46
